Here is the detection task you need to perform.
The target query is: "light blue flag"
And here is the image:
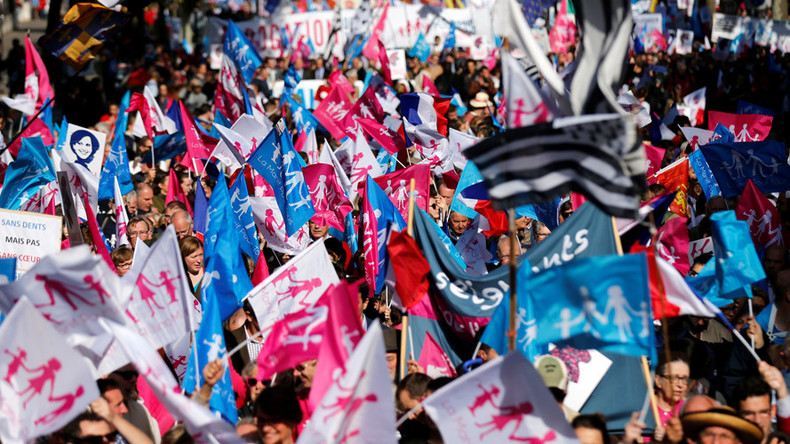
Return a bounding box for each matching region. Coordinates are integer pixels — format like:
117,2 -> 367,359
0,136 -> 57,210
55,116 -> 69,151
99,91 -> 133,201
443,22 -> 456,50
0,257 -> 16,282
229,168 -> 261,260
527,253 -> 655,359
685,259 -> 752,304
407,32 -> 431,63
283,64 -> 302,97
202,173 -> 253,320
688,150 -> 721,200
710,210 -> 766,297
247,121 -> 315,236
282,95 -> 319,136
210,109 -> 232,140
223,20 -> 263,84
328,210 -> 358,254
182,290 -> 238,423
421,208 -> 466,270
365,175 -> 407,293
375,148 -> 396,174
449,161 -> 483,219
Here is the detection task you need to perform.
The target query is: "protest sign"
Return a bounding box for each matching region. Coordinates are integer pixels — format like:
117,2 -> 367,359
0,209 -> 62,278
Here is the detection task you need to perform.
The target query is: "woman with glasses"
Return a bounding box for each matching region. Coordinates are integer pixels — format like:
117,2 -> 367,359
653,353 -> 692,441
254,386 -> 303,444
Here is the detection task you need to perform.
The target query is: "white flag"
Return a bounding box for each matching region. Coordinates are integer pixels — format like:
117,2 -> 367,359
230,114 -> 272,158
423,352 -> 580,444
503,51 -> 554,129
210,124 -> 247,173
114,177 -> 130,248
318,141 -> 352,193
102,320 -> 246,444
333,132 -> 383,202
250,195 -> 311,255
0,247 -> 127,369
297,322 -> 397,444
245,240 -> 338,332
0,298 -> 100,443
121,226 -> 195,349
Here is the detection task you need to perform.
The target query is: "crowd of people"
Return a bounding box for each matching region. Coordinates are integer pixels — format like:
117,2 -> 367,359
2,0 -> 790,443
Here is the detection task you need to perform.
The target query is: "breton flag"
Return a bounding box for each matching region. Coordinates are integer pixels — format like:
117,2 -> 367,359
463,114 -> 644,218
423,352 -> 580,444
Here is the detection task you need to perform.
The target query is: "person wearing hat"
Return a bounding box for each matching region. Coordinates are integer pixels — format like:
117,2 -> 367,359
535,355 -> 579,421
466,92 -> 494,121
681,406 -> 763,444
382,328 -> 400,382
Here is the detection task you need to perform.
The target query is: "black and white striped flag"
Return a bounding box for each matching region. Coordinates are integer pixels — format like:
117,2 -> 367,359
463,113 -> 643,219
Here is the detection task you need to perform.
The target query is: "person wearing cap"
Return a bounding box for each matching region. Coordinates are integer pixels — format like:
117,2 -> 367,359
383,328 -> 400,382
535,355 -> 579,421
682,406 -> 763,444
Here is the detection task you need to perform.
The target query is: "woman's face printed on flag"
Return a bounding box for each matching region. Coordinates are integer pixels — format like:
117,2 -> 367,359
69,129 -> 100,165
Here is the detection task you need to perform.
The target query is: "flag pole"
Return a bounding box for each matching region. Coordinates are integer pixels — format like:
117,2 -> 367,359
0,96 -> 55,156
640,356 -> 662,426
400,178 -> 417,380
648,212 -> 674,382
507,208 -> 517,352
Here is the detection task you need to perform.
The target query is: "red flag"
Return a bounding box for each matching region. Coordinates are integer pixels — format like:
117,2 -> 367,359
654,216 -> 690,275
643,143 -> 664,183
373,164 -> 431,220
251,249 -> 270,286
735,179 -> 788,248
165,167 -> 193,215
655,158 -> 689,217
708,110 -> 773,142
387,230 -> 430,309
475,200 -> 509,237
358,118 -> 406,155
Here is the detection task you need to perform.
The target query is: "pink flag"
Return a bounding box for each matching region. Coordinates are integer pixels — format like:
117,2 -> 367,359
361,181 -> 381,294
82,190 -> 117,274
0,298 -> 100,443
309,281 -> 365,410
735,180 -> 788,248
423,352 -> 579,444
358,117 -> 407,155
314,86 -> 353,142
256,298 -> 328,379
422,74 -> 440,96
7,117 -> 55,157
179,101 -> 218,172
250,195 -> 311,255
708,110 -> 773,142
126,92 -> 156,141
643,143 -> 664,182
215,53 -> 247,123
105,321 -> 246,444
252,169 -> 275,198
328,70 -> 356,101
298,323 -> 397,443
334,130 -> 384,202
549,0 -> 577,54
418,331 -> 457,378
304,163 -> 352,231
122,226 -> 195,349
251,249 -> 270,286
361,2 -> 390,60
373,163 -> 430,220
25,35 -> 55,112
165,167 -> 193,214
245,240 -> 339,332
341,87 -> 384,138
376,38 -> 393,86
654,216 -> 690,275
0,247 -> 127,366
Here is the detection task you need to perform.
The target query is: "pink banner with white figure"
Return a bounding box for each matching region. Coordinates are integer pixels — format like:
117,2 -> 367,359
373,163 -> 430,220
304,163 -> 353,231
708,110 -> 773,142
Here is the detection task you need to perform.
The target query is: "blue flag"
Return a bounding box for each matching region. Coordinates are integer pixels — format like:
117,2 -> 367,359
443,22 -> 456,50
737,100 -> 775,117
282,95 -> 319,136
248,122 -> 315,236
0,257 -> 16,282
165,100 -> 183,132
527,253 -> 655,358
99,91 -> 134,201
365,175 -> 407,293
229,168 -> 261,260
182,289 -> 238,423
701,139 -> 790,197
223,20 -> 263,84
407,33 -> 431,63
526,198 -> 562,231
710,210 -> 766,297
712,123 -> 735,143
283,64 -> 302,97
0,136 -> 56,210
328,211 -> 359,254
210,109 -> 232,140
450,161 -> 483,219
203,174 -> 253,320
688,150 -> 721,200
143,133 -> 187,164
193,176 -> 208,234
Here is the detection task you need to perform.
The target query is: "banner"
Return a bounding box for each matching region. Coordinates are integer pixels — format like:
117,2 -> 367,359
711,13 -> 790,53
0,209 -> 62,278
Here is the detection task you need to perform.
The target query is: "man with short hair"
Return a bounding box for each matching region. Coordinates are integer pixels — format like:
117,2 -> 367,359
447,211 -> 469,244
171,210 -> 197,240
164,201 -> 188,226
125,191 -> 138,217
58,397 -> 154,444
135,183 -> 156,214
308,220 -> 329,241
127,216 -> 152,249
733,377 -> 776,444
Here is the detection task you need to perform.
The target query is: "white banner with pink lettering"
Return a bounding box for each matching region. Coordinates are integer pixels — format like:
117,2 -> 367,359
297,323 -> 397,444
121,226 -> 198,349
423,352 -> 581,444
0,298 -> 100,443
0,247 -> 127,369
245,240 -> 339,333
